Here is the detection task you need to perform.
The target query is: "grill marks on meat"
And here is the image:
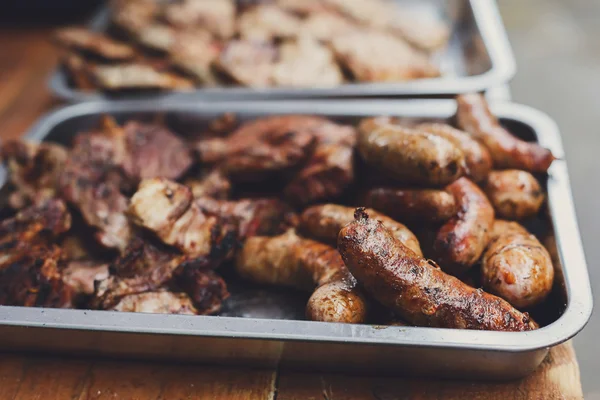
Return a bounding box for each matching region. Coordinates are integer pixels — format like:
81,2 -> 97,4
337,210 -> 536,331
0,140 -> 68,209
54,27 -> 136,61
236,229 -> 367,323
129,178 -> 237,263
0,200 -> 74,308
284,120 -> 356,205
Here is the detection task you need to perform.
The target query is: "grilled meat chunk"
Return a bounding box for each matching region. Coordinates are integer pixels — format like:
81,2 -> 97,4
186,169 -> 232,200
216,40 -> 277,87
91,64 -> 194,91
163,0 -> 236,39
169,31 -> 221,85
237,5 -> 302,42
111,291 -> 198,314
129,178 -> 237,263
62,260 -> 110,296
300,11 -> 356,42
54,27 -> 136,61
111,0 -> 159,37
0,140 -> 68,209
61,52 -> 96,91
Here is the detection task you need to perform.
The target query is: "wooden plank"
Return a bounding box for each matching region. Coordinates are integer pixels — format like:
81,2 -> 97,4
277,342 -> 582,400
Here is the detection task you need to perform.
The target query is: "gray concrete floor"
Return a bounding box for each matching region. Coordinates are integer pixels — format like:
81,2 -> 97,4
498,0 -> 600,398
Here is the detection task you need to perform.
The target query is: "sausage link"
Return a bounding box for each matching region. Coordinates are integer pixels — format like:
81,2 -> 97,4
236,229 -> 367,323
434,177 -> 494,275
363,188 -> 457,224
357,121 -> 465,186
417,123 -> 493,182
484,170 -> 545,220
337,209 -> 536,331
456,93 -> 555,173
482,220 -> 554,308
299,204 -> 422,257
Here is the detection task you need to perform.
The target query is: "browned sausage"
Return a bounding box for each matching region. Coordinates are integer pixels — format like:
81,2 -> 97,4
236,229 -> 367,323
456,93 -> 555,173
417,123 -> 493,182
484,170 -> 545,220
363,187 -> 457,224
434,177 -> 494,275
481,220 -> 554,308
337,209 -> 536,331
357,120 -> 465,186
299,204 -> 422,257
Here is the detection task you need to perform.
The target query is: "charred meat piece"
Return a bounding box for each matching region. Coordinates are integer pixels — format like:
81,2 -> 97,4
338,209 -> 536,331
185,169 -> 232,200
284,120 -> 356,205
91,64 -> 194,91
172,265 -> 229,314
54,27 -> 136,61
1,140 -> 68,209
129,178 -> 237,262
237,5 -> 302,42
195,138 -> 229,165
163,0 -> 236,39
198,197 -> 292,241
216,40 -> 277,87
237,229 -> 367,323
331,30 -> 440,82
221,115 -> 320,182
111,291 -> 198,314
169,31 -> 221,85
120,121 -> 194,183
271,37 -> 343,87
62,260 -> 110,297
300,11 -> 356,42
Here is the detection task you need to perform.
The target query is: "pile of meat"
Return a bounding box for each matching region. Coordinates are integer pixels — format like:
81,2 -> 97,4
0,94 -> 557,332
54,0 -> 449,92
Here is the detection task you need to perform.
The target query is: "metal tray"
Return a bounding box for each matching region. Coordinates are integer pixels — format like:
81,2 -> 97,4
49,0 -> 516,102
0,100 -> 591,380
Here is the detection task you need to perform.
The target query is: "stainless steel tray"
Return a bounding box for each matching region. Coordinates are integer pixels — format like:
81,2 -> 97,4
49,0 -> 516,102
0,99 -> 591,380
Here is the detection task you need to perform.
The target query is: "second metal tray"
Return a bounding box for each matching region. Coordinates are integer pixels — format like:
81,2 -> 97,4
50,0 -> 516,102
0,99 -> 591,380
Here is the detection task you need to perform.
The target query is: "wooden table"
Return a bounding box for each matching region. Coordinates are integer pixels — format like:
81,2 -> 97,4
0,29 -> 584,400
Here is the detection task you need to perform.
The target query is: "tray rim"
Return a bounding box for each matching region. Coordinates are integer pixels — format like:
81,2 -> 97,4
0,99 -> 592,354
49,0 -> 516,102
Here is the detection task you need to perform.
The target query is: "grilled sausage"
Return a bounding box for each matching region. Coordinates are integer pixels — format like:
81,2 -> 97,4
363,188 -> 457,224
357,120 -> 465,186
434,177 -> 494,275
481,220 -> 554,308
417,123 -> 493,182
236,229 -> 367,323
456,93 -> 555,173
484,170 -> 544,220
299,204 -> 422,257
337,209 -> 536,331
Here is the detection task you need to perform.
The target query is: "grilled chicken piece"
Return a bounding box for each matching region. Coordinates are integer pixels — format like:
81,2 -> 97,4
0,140 -> 68,209
93,237 -> 228,314
0,200 -> 74,308
91,64 -> 194,91
111,0 -> 159,37
238,5 -> 302,42
61,52 -> 96,90
129,178 -> 237,262
271,37 -> 343,87
163,0 -> 236,39
221,115 -> 320,182
300,12 -> 356,42
284,120 -> 356,205
331,30 -> 440,82
276,0 -> 330,16
111,291 -> 198,314
54,27 -> 136,61
169,31 -> 221,85
62,260 -> 110,296
185,169 -> 232,200
216,40 -> 277,87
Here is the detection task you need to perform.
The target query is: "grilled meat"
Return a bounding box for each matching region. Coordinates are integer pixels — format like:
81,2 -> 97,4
216,40 -> 277,87
54,27 -> 136,61
186,169 -> 232,200
91,63 -> 194,91
276,0 -> 330,16
0,140 -> 68,209
300,11 -> 356,42
129,178 -> 237,263
237,5 -> 302,42
163,0 -> 236,39
169,31 -> 221,85
111,291 -> 198,314
61,52 -> 96,91
62,260 -> 110,296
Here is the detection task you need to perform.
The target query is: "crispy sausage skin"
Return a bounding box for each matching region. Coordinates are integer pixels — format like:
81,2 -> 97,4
484,170 -> 544,220
338,209 -> 536,331
482,220 -> 554,308
357,120 -> 465,186
236,229 -> 367,323
363,188 -> 457,224
434,177 -> 494,275
417,123 -> 493,183
299,204 -> 422,257
456,93 -> 555,173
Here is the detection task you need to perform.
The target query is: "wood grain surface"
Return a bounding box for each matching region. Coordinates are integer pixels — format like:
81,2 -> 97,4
0,28 -> 585,400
